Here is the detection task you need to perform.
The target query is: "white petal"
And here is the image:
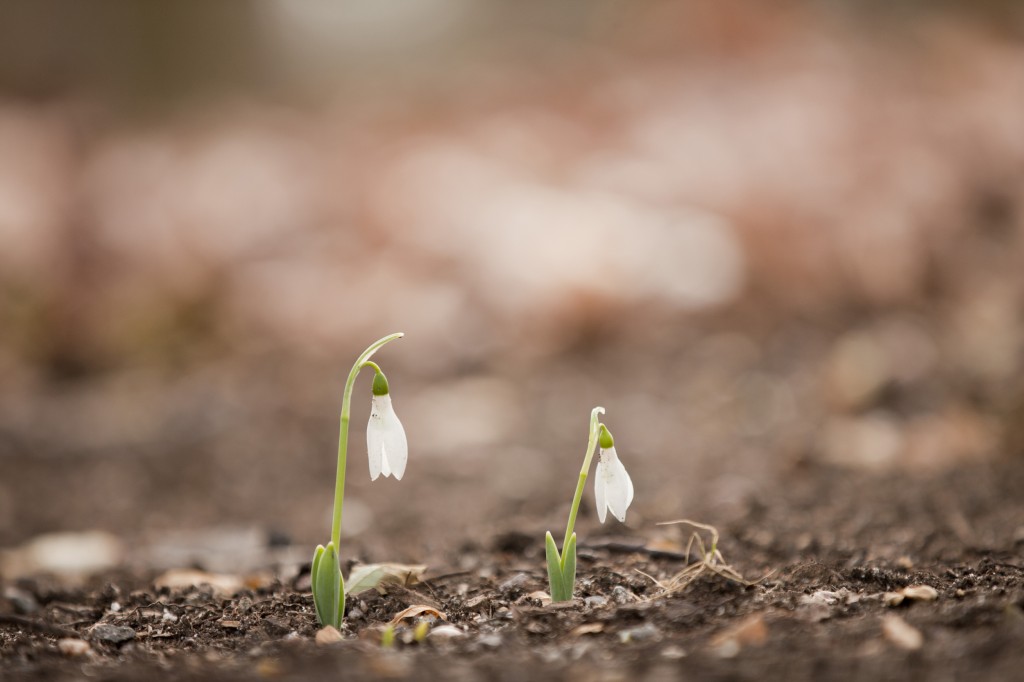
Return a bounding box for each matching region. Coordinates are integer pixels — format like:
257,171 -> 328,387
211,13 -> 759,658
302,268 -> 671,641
380,444 -> 392,477
594,457 -> 609,524
380,394 -> 408,480
601,447 -> 633,523
366,396 -> 386,480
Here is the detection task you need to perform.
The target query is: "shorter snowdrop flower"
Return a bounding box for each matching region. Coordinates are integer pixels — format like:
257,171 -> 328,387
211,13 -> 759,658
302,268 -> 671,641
545,407 -> 636,602
366,369 -> 408,481
594,425 -> 633,524
311,332 -> 407,629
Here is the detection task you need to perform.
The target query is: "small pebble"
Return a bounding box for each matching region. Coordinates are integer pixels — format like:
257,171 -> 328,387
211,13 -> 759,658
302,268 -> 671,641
428,625 -> 466,641
715,639 -> 741,659
618,623 -> 660,643
316,626 -> 344,646
584,596 -> 608,608
498,573 -> 530,594
882,615 -> 923,651
89,624 -> 136,644
255,658 -> 283,677
478,633 -> 503,648
3,586 -> 38,614
611,586 -> 638,604
527,591 -> 551,606
161,609 -> 178,623
262,615 -> 291,635
58,639 -> 92,657
661,645 -> 687,659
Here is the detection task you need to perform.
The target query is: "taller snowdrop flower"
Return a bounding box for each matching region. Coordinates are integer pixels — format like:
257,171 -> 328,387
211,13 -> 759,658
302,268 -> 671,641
594,425 -> 633,524
311,332 -> 407,629
367,369 -> 408,481
545,407 -> 636,602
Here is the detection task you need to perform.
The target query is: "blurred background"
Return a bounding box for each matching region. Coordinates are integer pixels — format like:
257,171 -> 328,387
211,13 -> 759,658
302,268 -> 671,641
1,0 -> 1023,575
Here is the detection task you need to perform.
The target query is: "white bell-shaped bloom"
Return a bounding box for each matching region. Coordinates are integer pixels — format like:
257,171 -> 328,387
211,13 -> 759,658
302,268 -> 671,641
594,446 -> 634,523
367,394 -> 408,481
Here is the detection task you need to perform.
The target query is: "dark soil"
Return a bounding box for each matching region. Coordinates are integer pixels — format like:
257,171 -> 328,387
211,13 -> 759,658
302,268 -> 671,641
3,461 -> 1023,681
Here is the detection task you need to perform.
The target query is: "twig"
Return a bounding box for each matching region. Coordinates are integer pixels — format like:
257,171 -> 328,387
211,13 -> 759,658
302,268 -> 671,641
645,519 -> 771,598
581,540 -> 695,561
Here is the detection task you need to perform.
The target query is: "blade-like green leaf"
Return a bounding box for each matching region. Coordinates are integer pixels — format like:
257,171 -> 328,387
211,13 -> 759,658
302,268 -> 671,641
561,533 -> 577,600
310,544 -> 326,625
545,531 -> 568,602
312,542 -> 345,628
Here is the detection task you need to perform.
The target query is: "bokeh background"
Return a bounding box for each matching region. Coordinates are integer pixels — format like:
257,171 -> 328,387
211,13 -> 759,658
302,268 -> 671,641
2,0 -> 1024,575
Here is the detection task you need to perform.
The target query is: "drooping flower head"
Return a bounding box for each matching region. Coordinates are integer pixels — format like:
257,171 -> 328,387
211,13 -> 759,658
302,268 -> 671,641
594,424 -> 633,523
366,369 -> 408,481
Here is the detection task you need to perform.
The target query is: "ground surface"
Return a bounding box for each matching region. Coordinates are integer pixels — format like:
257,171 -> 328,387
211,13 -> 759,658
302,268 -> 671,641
3,457 -> 1023,681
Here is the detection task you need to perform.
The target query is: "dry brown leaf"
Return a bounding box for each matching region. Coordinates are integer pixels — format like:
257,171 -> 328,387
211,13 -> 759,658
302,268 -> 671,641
346,563 -> 427,596
570,622 -> 605,636
884,585 -> 939,607
387,604 -> 447,626
711,614 -> 768,650
883,592 -> 905,607
902,585 -> 939,601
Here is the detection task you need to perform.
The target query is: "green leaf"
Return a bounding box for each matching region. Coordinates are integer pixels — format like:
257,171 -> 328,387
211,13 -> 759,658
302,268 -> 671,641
311,542 -> 345,628
545,531 -> 568,602
561,533 -> 577,599
310,544 -> 326,624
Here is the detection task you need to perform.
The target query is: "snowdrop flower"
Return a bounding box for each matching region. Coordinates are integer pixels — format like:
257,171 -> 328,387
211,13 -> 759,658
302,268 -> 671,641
312,331 -> 405,628
594,424 -> 634,523
366,369 -> 408,481
545,408 -> 638,603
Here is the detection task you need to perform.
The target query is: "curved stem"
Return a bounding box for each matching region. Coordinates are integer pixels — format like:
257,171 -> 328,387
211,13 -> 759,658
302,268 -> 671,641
562,406 -> 605,551
330,332 -> 404,549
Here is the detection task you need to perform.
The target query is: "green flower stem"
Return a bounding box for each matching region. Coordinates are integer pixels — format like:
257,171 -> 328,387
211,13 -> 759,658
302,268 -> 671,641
330,333 -> 404,550
561,406 -> 605,553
